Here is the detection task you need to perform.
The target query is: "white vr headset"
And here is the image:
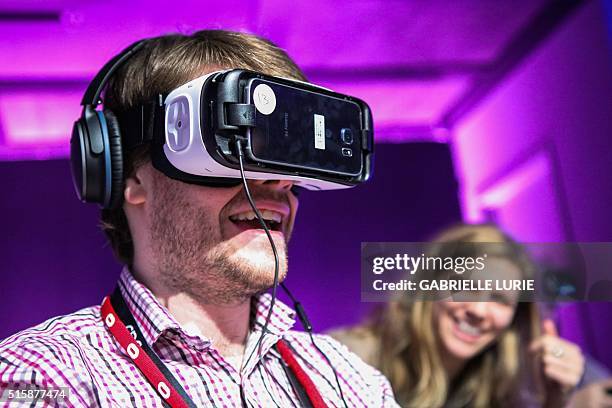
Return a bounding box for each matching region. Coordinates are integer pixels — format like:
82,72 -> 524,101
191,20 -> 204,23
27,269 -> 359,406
123,69 -> 374,191
71,39 -> 373,209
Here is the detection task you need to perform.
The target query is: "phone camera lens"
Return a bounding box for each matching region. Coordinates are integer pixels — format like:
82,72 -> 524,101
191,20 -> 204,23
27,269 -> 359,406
341,128 -> 353,145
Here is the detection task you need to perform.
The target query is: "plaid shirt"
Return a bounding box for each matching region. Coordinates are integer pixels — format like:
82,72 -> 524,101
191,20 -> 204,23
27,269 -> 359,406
0,268 -> 397,407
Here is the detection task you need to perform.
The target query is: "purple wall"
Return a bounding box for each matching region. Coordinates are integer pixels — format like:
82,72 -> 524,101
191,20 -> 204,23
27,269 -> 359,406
0,159 -> 120,334
450,0 -> 612,368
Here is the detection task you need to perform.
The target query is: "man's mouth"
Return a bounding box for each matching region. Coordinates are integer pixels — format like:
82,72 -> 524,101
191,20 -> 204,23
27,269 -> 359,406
228,209 -> 284,232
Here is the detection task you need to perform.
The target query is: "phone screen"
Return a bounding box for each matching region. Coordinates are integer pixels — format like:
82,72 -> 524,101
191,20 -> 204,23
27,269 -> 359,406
246,79 -> 363,176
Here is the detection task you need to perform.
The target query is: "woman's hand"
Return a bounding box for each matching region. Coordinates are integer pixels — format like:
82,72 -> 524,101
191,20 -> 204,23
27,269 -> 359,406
529,319 -> 585,393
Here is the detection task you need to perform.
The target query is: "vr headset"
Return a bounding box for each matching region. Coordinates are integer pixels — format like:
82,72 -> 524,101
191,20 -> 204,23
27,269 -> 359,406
71,40 -> 374,209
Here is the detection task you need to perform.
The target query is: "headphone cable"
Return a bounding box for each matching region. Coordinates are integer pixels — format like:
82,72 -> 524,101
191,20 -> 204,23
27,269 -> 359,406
236,139 -> 347,408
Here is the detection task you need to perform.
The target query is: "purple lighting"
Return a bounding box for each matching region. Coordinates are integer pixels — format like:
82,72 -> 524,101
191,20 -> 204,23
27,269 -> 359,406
1,90 -> 80,145
0,0 -> 556,156
0,0 -> 611,374
0,90 -> 80,160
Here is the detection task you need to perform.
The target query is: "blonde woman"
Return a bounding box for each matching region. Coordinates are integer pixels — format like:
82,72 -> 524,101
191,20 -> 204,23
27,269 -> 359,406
331,224 -> 585,407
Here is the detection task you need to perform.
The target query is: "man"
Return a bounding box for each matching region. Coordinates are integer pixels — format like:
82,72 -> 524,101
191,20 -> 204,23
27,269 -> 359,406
0,30 -> 397,407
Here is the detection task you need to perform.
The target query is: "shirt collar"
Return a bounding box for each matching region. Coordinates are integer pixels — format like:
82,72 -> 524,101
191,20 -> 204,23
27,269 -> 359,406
242,293 -> 296,375
250,292 -> 296,336
116,267 -> 185,347
111,267 -> 297,353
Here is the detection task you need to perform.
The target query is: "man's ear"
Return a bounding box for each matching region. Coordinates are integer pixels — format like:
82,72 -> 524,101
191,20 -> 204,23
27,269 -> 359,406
124,164 -> 150,205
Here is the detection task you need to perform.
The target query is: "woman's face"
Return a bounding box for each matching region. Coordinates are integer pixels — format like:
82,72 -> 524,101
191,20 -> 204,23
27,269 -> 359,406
432,257 -> 520,361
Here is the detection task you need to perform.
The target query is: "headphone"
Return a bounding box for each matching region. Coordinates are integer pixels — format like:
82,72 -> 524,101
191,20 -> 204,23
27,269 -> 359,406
70,40 -> 147,210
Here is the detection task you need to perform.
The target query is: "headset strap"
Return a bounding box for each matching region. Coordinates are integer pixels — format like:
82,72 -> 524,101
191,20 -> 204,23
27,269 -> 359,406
226,103 -> 256,127
119,96 -> 164,151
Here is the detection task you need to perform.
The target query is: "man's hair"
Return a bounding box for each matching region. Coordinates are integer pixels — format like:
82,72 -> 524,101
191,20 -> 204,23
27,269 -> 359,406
100,30 -> 307,265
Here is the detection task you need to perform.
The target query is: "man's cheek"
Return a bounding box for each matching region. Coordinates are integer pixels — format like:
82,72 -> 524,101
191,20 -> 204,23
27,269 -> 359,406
289,209 -> 300,238
287,198 -> 299,236
283,219 -> 295,242
219,217 -> 236,239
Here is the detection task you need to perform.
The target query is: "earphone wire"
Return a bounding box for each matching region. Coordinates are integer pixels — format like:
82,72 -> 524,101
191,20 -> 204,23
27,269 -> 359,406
236,140 -> 279,371
280,283 -> 348,408
236,140 -> 348,408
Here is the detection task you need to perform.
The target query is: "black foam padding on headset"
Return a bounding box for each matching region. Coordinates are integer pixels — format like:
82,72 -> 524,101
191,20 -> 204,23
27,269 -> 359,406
104,110 -> 124,209
70,120 -> 86,201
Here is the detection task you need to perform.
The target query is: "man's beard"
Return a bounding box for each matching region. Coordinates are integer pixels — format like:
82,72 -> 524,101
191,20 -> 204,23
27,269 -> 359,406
148,175 -> 288,305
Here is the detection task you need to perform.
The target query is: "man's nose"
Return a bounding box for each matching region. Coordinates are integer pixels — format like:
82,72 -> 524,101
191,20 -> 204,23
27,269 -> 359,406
250,179 -> 294,192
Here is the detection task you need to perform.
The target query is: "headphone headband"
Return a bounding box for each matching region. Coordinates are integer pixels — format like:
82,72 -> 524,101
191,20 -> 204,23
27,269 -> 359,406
80,40 -> 148,107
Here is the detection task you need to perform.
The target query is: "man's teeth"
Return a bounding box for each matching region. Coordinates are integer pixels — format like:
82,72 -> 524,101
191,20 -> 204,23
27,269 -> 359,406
457,321 -> 481,336
229,209 -> 282,224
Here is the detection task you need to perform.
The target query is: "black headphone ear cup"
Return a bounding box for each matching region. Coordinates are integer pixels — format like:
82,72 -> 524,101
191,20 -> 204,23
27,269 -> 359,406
70,119 -> 86,201
104,110 -> 124,209
71,109 -> 106,205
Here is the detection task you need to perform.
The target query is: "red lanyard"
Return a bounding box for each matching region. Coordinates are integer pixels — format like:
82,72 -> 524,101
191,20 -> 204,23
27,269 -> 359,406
101,291 -> 329,408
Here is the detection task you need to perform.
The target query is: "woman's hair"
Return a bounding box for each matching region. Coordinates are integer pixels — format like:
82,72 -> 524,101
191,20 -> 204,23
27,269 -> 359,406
367,223 -> 543,407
